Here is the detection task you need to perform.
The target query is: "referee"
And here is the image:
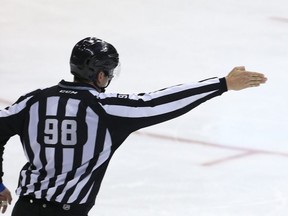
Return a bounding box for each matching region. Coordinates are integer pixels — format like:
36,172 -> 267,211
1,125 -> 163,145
0,37 -> 267,216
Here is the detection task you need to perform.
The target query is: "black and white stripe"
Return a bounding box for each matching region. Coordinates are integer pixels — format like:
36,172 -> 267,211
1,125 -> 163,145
0,77 -> 227,205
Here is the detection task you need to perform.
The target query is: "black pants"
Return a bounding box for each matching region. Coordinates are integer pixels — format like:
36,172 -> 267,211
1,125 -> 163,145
11,196 -> 93,216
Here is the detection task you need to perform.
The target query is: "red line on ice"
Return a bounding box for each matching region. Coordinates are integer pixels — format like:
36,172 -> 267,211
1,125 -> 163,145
136,131 -> 288,165
201,151 -> 257,166
270,16 -> 288,23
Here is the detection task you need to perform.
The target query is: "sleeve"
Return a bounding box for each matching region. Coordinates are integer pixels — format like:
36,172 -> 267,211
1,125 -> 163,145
0,138 -> 9,183
0,92 -> 36,182
100,77 -> 228,135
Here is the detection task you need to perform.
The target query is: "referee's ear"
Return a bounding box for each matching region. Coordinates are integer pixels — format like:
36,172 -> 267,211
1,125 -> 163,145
96,71 -> 105,85
97,71 -> 106,81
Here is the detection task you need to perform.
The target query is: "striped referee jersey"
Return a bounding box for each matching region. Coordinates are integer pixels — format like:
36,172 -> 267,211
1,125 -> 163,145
0,78 -> 227,205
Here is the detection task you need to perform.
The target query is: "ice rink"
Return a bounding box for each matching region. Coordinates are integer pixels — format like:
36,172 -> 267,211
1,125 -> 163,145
1,0 -> 288,215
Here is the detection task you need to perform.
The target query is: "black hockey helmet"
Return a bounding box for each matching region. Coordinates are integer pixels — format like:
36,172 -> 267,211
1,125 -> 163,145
70,37 -> 119,82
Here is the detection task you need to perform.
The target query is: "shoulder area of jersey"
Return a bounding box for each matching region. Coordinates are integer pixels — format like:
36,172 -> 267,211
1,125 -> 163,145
59,89 -> 78,95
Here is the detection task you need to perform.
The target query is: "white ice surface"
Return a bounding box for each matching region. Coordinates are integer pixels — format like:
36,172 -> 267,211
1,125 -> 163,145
1,0 -> 288,215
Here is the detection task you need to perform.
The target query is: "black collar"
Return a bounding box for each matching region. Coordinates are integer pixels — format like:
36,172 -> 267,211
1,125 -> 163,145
58,80 -> 99,92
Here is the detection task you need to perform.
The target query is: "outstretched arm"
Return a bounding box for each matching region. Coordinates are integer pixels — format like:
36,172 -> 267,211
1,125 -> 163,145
225,66 -> 267,90
102,66 -> 267,141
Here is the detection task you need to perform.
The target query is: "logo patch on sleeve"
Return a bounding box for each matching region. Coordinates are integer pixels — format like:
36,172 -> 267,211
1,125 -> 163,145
117,94 -> 129,99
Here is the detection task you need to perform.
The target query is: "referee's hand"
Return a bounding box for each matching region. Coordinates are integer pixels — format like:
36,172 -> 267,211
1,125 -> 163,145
225,66 -> 267,91
0,188 -> 12,214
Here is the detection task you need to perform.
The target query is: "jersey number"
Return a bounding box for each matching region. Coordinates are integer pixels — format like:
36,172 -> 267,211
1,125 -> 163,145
44,119 -> 77,145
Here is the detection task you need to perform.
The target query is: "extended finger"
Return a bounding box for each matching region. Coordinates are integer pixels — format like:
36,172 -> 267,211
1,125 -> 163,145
250,76 -> 267,82
245,72 -> 267,82
245,71 -> 265,77
1,205 -> 7,214
0,201 -> 8,213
